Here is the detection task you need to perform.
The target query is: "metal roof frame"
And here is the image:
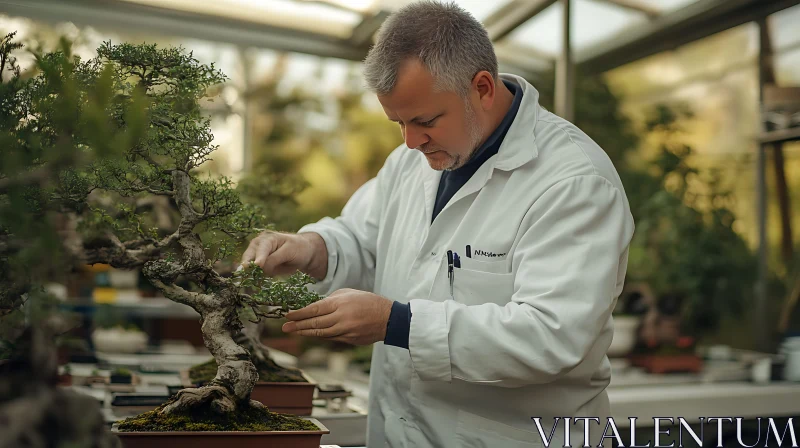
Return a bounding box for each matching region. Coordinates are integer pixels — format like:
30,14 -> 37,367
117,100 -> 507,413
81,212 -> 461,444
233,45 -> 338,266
577,0 -> 800,75
0,0 -> 370,61
2,0 -> 798,77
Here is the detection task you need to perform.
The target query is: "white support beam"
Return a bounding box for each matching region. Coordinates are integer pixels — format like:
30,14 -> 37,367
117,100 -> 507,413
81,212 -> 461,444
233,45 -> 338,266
592,0 -> 660,19
483,0 -> 559,42
348,10 -> 390,48
494,41 -> 556,72
555,0 -> 574,122
0,0 -> 370,61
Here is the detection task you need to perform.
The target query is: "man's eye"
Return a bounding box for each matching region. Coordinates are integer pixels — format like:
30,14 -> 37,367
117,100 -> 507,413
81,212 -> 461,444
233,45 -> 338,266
420,118 -> 437,127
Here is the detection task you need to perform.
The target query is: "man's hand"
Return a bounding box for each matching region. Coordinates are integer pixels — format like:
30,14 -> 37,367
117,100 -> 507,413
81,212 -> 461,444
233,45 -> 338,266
241,231 -> 327,280
281,289 -> 393,346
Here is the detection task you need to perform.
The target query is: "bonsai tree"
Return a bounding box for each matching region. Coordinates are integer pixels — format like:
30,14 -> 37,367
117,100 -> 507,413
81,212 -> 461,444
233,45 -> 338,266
0,31 -> 322,435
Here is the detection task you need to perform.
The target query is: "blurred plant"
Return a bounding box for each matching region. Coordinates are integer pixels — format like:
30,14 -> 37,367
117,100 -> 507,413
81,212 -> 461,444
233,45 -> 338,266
239,62 -> 402,231
626,104 -> 757,336
0,31 -> 124,446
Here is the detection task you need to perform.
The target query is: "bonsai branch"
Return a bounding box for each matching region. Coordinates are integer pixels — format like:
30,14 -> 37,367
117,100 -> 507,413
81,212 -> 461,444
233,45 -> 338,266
147,278 -> 214,310
172,170 -> 201,222
129,183 -> 174,197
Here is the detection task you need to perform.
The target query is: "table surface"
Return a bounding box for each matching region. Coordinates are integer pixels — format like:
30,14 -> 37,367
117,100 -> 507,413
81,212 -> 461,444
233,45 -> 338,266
66,348 -> 800,441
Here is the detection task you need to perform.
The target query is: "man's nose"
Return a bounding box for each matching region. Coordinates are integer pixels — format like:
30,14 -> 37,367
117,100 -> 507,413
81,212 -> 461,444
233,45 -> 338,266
403,126 -> 429,150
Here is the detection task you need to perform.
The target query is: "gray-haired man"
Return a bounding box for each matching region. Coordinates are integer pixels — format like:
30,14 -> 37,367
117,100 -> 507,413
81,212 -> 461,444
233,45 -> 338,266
243,2 -> 633,446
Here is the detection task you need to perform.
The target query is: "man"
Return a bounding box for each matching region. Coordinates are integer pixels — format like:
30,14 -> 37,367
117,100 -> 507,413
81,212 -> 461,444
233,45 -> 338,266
242,1 -> 634,446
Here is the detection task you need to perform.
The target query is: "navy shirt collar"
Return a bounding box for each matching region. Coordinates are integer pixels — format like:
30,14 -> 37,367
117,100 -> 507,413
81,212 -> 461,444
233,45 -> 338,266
450,79 -> 523,175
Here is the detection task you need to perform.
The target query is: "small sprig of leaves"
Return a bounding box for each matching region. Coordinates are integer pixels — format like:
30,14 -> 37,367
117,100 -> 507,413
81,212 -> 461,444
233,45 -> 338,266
234,263 -> 321,320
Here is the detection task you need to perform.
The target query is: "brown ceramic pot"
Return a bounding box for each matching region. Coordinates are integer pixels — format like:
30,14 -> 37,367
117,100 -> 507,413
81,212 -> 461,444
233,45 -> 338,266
112,418 -> 329,448
180,370 -> 316,416
249,379 -> 316,415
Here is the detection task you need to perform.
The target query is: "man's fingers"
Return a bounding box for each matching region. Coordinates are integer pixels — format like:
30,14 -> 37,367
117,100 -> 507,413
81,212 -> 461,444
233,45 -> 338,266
292,324 -> 346,339
284,297 -> 337,321
252,237 -> 277,269
261,242 -> 295,275
282,312 -> 338,333
241,238 -> 260,267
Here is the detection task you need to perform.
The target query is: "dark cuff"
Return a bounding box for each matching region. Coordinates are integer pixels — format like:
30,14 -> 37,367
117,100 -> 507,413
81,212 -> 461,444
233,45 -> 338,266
383,301 -> 411,349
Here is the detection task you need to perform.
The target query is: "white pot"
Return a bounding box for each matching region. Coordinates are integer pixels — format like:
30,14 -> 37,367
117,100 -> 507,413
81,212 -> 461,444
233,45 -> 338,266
92,328 -> 148,354
328,352 -> 352,376
784,339 -> 800,382
108,269 -> 139,289
607,316 -> 640,358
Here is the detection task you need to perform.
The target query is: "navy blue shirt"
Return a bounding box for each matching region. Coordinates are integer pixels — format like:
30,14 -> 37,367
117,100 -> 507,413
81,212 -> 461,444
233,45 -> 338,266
384,80 -> 523,349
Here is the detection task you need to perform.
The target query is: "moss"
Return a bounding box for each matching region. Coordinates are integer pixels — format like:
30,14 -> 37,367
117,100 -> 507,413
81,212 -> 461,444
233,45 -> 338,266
116,402 -> 318,432
111,368 -> 132,376
187,359 -> 218,384
188,357 -> 306,385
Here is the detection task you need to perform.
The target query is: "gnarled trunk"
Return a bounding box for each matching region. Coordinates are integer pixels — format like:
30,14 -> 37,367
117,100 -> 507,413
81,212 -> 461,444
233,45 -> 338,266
161,302 -> 261,415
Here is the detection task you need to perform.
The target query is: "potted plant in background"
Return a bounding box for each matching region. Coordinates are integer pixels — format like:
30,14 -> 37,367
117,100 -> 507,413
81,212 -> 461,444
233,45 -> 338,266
110,368 -> 134,385
91,305 -> 149,354
623,104 -> 758,373
608,283 -> 649,358
0,32 -> 329,447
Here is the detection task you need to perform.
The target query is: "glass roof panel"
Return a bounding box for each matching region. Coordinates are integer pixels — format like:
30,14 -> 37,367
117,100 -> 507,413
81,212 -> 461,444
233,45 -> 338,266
506,0 -> 649,57
770,3 -> 800,50
631,0 -> 701,13
120,0 -> 363,39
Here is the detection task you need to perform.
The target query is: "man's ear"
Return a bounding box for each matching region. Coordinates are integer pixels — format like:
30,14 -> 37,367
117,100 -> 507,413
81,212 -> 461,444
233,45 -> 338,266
472,71 -> 496,111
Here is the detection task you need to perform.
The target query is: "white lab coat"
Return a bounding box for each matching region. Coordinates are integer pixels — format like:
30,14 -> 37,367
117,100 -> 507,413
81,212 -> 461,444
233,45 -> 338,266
298,74 -> 635,447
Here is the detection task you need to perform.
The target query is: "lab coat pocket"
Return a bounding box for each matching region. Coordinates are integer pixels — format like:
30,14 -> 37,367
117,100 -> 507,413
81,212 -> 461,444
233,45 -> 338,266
455,409 -> 544,448
452,267 -> 514,307
458,256 -> 510,274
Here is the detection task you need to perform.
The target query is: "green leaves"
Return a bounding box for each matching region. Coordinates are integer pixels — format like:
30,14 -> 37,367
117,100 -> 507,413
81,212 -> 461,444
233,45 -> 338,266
234,263 -> 321,317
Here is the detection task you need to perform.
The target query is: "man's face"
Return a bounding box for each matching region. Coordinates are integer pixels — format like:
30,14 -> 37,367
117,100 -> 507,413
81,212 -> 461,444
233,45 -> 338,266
377,59 -> 485,171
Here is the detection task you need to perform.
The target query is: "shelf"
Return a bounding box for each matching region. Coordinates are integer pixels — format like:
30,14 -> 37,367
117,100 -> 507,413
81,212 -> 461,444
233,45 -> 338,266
759,127 -> 800,144
60,298 -> 199,319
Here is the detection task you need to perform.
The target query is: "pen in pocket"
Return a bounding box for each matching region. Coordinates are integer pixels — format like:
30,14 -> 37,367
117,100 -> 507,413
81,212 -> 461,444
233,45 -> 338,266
447,250 -> 454,298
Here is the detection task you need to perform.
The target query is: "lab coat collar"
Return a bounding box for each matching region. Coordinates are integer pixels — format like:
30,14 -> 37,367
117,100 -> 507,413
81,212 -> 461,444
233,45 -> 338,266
493,73 -> 540,171
419,74 -> 541,224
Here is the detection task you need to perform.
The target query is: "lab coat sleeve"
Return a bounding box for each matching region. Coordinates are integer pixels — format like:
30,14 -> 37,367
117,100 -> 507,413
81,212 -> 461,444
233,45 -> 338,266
296,149 -> 399,295
408,174 -> 634,386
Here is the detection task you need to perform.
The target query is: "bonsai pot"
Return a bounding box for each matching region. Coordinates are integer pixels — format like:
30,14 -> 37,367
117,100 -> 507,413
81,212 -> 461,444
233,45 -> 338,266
249,377 -> 316,416
628,353 -> 703,374
181,370 -> 317,416
180,370 -> 316,416
110,373 -> 133,384
85,375 -> 107,386
111,418 -> 329,448
92,328 -> 148,354
607,315 -> 640,358
109,269 -> 139,289
57,373 -> 73,386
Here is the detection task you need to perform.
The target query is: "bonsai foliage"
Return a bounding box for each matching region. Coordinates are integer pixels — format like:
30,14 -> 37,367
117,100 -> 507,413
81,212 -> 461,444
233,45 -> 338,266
0,30 -> 321,431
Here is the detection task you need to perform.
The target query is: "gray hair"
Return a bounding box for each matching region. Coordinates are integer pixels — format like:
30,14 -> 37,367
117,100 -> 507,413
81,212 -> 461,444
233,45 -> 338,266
362,1 -> 498,98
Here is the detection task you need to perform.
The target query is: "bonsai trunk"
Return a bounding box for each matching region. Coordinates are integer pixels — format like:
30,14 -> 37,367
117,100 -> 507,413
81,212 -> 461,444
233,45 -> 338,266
239,320 -> 305,383
161,305 -> 260,415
